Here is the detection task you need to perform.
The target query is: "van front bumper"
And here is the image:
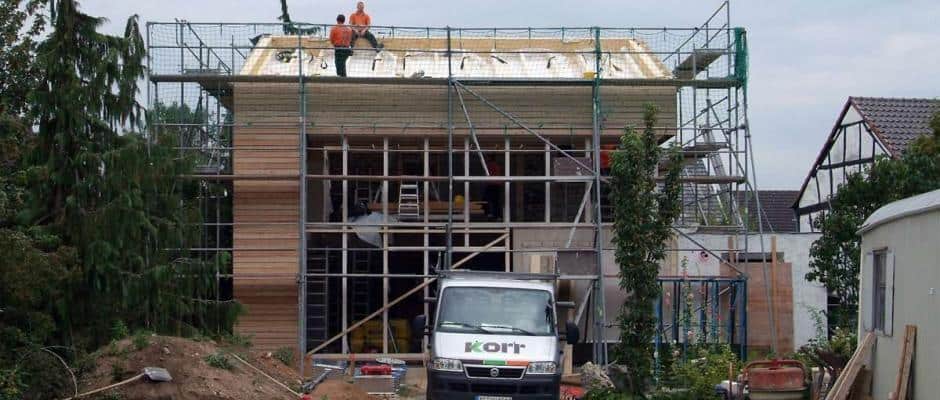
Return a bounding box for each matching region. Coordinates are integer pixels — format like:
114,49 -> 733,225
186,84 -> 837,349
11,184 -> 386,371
427,370 -> 560,400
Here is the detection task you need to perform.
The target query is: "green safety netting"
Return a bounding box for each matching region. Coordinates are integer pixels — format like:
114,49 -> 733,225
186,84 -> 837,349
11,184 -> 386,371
734,27 -> 748,88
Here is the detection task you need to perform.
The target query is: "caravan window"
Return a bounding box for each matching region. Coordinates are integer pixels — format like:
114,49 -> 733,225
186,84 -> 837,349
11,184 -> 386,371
872,250 -> 887,332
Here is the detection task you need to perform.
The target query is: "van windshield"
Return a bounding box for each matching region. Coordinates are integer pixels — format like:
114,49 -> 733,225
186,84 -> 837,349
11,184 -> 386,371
436,286 -> 555,336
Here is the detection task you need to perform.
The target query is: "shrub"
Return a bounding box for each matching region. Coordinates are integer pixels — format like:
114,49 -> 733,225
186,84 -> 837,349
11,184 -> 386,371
223,332 -> 253,348
110,320 -> 130,341
274,346 -> 294,366
131,331 -> 150,351
204,352 -> 233,370
668,345 -> 739,400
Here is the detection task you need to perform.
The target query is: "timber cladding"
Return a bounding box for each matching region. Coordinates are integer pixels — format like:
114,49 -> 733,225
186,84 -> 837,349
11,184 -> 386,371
233,82 -> 300,352
302,83 -> 677,132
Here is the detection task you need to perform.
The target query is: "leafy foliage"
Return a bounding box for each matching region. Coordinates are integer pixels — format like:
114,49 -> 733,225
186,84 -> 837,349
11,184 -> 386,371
609,104 -> 684,395
663,345 -> 739,400
807,112 -> 940,330
0,0 -> 46,117
204,352 -> 234,370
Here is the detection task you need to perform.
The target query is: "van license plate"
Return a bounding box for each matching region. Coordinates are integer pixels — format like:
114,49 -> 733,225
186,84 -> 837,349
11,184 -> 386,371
476,397 -> 511,400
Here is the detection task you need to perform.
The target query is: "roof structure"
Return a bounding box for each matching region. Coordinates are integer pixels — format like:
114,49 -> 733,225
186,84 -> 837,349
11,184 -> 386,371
241,35 -> 672,79
858,188 -> 940,234
739,190 -> 800,233
850,97 -> 940,156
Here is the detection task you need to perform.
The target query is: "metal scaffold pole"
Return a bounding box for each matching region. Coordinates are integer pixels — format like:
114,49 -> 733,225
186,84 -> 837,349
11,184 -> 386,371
297,34 -> 309,376
446,26 -> 454,270
590,26 -> 608,365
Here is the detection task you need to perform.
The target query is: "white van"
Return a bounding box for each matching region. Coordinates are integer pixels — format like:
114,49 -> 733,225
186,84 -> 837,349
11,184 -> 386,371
413,271 -> 579,400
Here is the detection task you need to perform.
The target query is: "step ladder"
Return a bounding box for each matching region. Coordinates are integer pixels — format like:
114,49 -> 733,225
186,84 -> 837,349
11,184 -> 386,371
306,251 -> 330,348
350,252 -> 372,320
398,183 -> 421,220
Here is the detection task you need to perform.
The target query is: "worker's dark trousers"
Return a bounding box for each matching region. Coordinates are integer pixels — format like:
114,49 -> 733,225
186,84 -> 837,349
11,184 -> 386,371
334,47 -> 352,77
352,30 -> 380,49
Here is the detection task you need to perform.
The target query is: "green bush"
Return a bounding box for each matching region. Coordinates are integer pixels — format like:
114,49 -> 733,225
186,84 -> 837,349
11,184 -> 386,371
110,321 -> 130,341
204,352 -> 233,370
667,345 -> 739,400
273,346 -> 294,366
131,332 -> 150,351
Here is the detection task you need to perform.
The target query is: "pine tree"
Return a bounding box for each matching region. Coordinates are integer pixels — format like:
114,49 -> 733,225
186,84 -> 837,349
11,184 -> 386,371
22,0 -> 239,345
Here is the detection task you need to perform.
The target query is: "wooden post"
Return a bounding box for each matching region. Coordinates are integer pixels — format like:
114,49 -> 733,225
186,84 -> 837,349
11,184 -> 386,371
891,325 -> 917,400
770,236 -> 778,351
826,332 -> 875,400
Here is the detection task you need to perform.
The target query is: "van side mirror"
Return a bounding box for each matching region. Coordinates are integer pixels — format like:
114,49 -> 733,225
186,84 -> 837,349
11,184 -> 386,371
565,321 -> 579,344
412,315 -> 428,339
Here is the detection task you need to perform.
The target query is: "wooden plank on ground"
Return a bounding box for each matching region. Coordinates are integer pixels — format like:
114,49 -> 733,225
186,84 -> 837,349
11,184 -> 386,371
892,325 -> 917,400
826,332 -> 875,400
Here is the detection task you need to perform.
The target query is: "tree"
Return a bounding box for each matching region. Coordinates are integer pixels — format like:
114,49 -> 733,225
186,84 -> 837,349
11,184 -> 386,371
609,104 -> 684,395
21,0 -> 238,344
807,112 -> 940,330
277,0 -> 319,35
0,0 -> 46,117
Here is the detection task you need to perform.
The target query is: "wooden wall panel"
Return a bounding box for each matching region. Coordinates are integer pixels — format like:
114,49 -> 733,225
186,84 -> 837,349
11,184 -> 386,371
302,83 -> 676,133
744,262 -> 795,353
232,82 -> 300,353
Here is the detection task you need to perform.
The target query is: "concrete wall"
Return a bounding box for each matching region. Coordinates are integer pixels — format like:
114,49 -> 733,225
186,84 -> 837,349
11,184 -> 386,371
859,208 -> 939,399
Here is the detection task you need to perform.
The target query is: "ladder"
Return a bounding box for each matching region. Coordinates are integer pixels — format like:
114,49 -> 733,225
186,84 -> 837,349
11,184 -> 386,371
398,183 -> 421,220
306,251 -> 330,347
350,252 -> 372,320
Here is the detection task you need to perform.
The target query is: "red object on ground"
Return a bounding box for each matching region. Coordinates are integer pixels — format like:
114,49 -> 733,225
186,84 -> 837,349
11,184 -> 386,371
560,384 -> 585,400
359,364 -> 393,375
745,359 -> 806,392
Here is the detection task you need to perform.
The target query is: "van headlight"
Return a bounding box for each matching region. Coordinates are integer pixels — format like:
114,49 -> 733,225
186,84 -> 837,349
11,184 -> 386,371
526,361 -> 557,375
430,358 -> 464,372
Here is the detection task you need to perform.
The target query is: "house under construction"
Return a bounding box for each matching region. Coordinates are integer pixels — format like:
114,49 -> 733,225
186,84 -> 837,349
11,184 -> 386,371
147,1 -> 758,372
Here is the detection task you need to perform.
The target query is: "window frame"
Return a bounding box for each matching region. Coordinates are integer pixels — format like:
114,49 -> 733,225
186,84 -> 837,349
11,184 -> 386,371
872,250 -> 887,333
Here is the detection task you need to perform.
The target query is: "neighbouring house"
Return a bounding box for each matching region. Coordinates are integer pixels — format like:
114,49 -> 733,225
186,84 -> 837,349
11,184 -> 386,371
857,188 -> 940,399
794,97 -> 940,232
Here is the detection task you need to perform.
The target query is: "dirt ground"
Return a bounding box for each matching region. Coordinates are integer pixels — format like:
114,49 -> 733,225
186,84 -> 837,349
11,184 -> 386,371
77,335 -> 370,400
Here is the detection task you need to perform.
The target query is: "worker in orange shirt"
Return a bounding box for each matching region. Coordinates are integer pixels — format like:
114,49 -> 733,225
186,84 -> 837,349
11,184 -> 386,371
349,1 -> 382,51
329,14 -> 353,77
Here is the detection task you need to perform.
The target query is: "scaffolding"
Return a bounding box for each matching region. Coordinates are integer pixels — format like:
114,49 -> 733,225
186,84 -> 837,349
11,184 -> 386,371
148,1 -> 759,374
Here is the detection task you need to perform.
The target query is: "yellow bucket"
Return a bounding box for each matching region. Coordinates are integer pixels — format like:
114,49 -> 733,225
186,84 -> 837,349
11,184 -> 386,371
583,71 -> 597,79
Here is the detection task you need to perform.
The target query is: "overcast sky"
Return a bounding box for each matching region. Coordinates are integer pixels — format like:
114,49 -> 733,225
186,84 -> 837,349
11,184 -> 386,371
82,0 -> 940,189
